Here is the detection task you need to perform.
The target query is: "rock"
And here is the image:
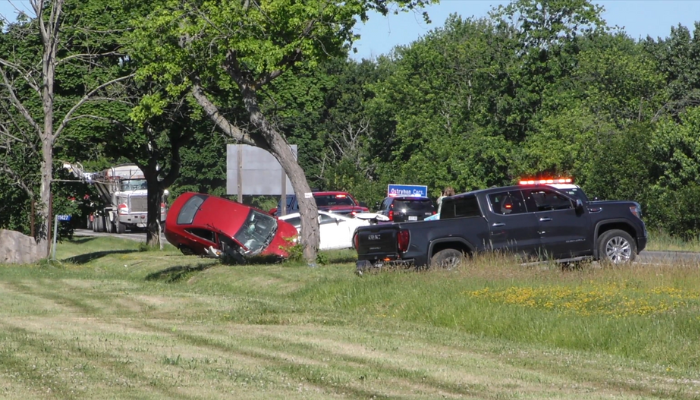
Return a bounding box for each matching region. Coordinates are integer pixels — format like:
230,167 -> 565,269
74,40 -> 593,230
0,230 -> 44,264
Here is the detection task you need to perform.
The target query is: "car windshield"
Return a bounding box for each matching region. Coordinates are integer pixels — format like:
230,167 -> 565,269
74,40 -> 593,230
233,209 -> 278,254
393,199 -> 435,212
120,179 -> 147,191
314,195 -> 355,207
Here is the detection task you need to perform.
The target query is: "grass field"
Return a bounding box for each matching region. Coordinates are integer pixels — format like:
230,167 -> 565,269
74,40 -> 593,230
1,236 -> 699,399
647,230 -> 700,252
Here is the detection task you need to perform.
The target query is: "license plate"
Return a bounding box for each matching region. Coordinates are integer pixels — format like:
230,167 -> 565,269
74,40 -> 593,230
408,216 -> 417,221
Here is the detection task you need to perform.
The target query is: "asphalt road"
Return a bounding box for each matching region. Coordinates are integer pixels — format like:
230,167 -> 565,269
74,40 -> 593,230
72,229 -> 700,265
73,228 -> 164,243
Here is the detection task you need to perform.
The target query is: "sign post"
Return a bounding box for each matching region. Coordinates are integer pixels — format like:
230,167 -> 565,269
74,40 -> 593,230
52,215 -> 71,261
387,184 -> 428,198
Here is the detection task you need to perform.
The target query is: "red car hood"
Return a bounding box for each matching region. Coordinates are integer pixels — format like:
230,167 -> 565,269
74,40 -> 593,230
263,219 -> 298,257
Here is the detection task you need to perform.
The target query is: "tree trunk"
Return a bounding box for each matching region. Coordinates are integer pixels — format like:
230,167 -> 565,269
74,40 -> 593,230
238,84 -> 320,262
191,78 -> 320,262
144,168 -> 163,248
37,139 -> 53,257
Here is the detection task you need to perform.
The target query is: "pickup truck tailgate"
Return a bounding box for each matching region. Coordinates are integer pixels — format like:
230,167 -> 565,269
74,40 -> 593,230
355,225 -> 400,259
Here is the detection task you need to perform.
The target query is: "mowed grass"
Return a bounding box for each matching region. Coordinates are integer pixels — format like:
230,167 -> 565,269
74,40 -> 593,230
0,237 -> 699,399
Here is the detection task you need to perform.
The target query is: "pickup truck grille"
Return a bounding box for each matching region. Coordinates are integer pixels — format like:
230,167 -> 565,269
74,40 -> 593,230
129,196 -> 148,213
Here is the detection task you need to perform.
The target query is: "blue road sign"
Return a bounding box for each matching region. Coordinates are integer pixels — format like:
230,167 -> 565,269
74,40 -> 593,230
57,215 -> 71,221
387,184 -> 428,198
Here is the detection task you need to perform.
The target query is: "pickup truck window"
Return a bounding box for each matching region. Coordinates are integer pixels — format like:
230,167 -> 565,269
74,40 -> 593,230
442,195 -> 481,219
523,189 -> 573,212
315,195 -> 356,207
488,191 -> 527,215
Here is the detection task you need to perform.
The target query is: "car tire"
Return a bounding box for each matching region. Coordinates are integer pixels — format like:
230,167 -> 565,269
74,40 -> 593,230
116,221 -> 126,234
430,249 -> 464,270
597,229 -> 636,264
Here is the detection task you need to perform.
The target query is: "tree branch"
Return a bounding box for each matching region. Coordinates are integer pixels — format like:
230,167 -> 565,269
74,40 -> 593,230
56,50 -> 124,66
53,73 -> 135,140
0,58 -> 41,94
0,67 -> 43,137
0,165 -> 34,197
190,81 -> 270,150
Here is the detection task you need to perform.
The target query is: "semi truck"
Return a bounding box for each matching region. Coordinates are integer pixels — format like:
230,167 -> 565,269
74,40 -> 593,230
86,164 -> 167,234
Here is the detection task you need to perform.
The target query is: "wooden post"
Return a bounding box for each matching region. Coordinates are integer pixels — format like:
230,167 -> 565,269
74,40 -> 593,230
280,169 -> 287,216
30,198 -> 35,238
237,145 -> 243,203
47,192 -> 52,253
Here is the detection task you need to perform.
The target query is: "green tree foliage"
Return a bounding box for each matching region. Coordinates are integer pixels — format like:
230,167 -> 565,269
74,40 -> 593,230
644,23 -> 700,118
127,0 -> 433,261
366,16 -> 517,196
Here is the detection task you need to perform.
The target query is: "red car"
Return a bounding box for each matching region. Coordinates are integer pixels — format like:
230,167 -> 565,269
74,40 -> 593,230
165,192 -> 298,259
269,191 -> 369,216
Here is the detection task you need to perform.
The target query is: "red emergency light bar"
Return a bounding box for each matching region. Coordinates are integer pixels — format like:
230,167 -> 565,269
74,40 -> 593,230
519,178 -> 573,185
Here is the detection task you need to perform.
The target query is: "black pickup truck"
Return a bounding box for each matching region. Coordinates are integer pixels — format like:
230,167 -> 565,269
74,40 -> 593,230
354,183 -> 647,271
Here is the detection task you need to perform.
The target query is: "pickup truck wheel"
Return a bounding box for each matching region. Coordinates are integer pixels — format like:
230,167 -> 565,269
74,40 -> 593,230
598,229 -> 636,264
430,249 -> 464,270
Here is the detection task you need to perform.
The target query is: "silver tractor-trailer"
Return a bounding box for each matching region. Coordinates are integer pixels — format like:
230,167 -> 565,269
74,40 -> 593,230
88,164 -> 167,234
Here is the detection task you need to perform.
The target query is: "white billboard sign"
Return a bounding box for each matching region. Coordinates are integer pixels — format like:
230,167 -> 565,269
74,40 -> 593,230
226,144 -> 297,196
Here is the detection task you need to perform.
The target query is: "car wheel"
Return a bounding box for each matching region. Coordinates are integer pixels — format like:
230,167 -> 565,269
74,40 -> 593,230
430,249 -> 464,270
597,229 -> 636,264
116,221 -> 126,234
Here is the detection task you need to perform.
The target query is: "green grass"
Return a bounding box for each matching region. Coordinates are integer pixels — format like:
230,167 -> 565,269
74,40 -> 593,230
647,229 -> 700,252
0,237 -> 699,399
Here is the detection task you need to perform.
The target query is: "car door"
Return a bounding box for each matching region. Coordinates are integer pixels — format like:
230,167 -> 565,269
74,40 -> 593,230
184,228 -> 218,253
486,190 -> 541,257
318,213 -> 349,250
521,188 -> 591,259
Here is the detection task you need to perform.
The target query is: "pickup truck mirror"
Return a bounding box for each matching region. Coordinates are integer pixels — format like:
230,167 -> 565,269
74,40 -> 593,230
575,199 -> 585,214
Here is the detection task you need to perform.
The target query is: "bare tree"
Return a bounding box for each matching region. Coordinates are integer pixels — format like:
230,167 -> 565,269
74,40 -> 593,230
0,0 -> 132,255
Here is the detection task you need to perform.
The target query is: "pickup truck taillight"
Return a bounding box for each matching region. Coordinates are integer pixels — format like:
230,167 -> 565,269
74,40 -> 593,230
388,210 -> 394,221
353,233 -> 359,249
397,230 -> 410,253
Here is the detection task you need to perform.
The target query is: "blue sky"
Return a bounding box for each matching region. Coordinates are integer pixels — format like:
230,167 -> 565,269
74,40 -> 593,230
352,1 -> 700,60
1,0 -> 699,61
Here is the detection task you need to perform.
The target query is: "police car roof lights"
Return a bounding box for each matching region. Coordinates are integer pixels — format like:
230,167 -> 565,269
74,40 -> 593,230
519,177 -> 573,185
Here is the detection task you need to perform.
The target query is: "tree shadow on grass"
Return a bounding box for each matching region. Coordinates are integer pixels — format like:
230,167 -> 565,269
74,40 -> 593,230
67,237 -> 97,245
64,250 -> 138,264
327,255 -> 357,264
145,263 -> 215,283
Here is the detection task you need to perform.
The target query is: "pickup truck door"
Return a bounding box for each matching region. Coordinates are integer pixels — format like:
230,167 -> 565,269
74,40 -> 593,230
485,190 -> 541,256
521,188 -> 591,259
